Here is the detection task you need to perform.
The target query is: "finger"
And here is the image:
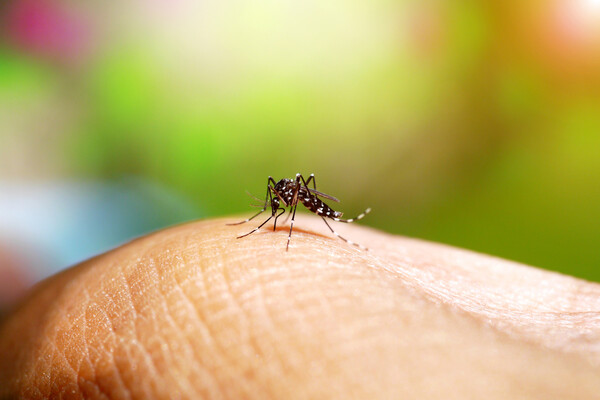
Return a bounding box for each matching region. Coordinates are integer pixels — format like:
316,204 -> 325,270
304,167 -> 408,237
1,215 -> 599,399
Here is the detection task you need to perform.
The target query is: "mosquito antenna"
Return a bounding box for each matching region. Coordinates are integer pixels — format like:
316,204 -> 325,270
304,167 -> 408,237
245,190 -> 265,203
249,203 -> 267,208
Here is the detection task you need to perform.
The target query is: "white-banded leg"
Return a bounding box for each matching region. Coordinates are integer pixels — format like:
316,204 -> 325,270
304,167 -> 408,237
279,174 -> 310,226
227,207 -> 267,226
302,173 -> 316,190
298,173 -> 317,198
321,217 -> 369,251
332,207 -> 371,223
272,208 -> 286,231
300,173 -> 340,203
286,203 -> 299,251
294,172 -> 315,194
237,213 -> 275,238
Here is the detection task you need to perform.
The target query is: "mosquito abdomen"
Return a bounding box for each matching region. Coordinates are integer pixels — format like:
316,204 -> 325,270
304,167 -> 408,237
301,197 -> 342,219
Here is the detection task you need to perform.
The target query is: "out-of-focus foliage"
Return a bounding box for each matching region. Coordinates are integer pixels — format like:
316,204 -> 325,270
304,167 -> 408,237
1,0 -> 600,281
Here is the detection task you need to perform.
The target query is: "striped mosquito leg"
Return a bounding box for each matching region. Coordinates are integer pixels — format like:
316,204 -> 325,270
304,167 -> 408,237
332,207 -> 371,223
301,173 -> 316,190
272,208 -> 286,231
321,217 -> 368,251
237,215 -> 273,238
286,203 -> 298,251
227,208 -> 266,225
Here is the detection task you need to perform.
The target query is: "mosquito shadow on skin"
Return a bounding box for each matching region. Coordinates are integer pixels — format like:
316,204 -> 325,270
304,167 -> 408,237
267,226 -> 332,240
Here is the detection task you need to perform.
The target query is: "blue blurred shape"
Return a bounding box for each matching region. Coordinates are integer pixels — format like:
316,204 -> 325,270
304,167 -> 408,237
0,177 -> 199,282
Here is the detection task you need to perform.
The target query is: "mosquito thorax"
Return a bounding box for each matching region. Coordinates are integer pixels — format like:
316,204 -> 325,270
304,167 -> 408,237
274,179 -> 294,191
273,179 -> 297,204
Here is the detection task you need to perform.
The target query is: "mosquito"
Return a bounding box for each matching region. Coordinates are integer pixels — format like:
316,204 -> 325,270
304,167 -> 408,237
228,173 -> 371,251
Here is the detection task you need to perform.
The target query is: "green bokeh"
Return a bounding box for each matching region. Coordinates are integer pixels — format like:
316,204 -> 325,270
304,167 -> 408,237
2,0 -> 600,281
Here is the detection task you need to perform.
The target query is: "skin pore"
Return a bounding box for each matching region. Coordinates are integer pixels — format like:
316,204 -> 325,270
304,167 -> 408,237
1,215 -> 600,399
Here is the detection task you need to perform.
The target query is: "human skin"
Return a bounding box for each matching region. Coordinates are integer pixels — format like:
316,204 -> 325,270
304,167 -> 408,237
1,215 -> 600,399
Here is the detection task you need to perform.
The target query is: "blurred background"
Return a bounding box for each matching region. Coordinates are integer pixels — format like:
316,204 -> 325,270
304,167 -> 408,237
1,0 -> 600,309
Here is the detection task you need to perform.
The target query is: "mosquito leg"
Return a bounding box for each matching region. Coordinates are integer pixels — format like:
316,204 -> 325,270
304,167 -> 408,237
321,217 -> 368,250
286,203 -> 299,251
227,176 -> 273,225
273,207 -> 286,231
303,173 -> 316,190
332,207 -> 372,223
298,173 -> 317,191
227,208 -> 266,226
237,215 -> 274,238
268,176 -> 277,186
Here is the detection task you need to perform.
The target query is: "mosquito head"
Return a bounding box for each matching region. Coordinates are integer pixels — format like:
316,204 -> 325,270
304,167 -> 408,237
270,196 -> 281,215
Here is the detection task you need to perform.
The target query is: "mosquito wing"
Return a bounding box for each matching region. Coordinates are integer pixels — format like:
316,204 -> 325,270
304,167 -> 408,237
308,188 -> 340,202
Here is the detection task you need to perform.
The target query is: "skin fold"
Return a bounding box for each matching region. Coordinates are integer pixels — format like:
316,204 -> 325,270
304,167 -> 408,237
1,215 -> 600,399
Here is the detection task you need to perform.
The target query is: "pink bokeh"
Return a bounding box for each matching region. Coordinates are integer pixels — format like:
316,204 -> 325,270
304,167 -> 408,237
4,0 -> 90,63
